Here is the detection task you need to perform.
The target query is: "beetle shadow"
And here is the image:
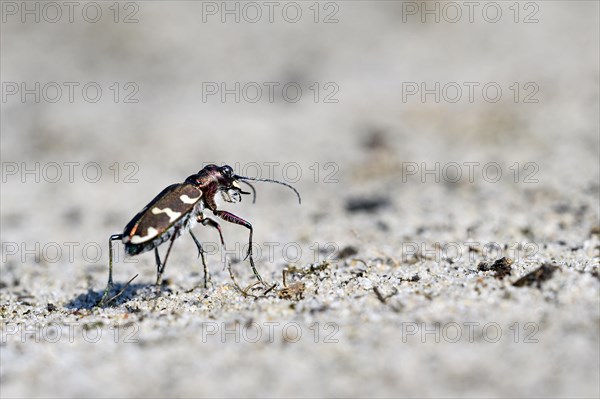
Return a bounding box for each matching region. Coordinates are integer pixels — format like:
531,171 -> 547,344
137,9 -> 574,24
65,282 -> 149,310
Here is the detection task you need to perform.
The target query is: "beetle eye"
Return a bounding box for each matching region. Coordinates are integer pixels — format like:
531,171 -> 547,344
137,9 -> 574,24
222,165 -> 233,177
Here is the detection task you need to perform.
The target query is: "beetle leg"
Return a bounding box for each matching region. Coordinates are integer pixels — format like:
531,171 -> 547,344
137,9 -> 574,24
154,248 -> 161,282
213,210 -> 265,286
96,234 -> 121,306
96,234 -> 138,307
197,215 -> 226,247
190,230 -> 210,288
155,231 -> 178,285
202,217 -> 226,247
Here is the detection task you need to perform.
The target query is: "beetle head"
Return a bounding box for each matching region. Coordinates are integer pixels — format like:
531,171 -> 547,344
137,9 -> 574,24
189,164 -> 301,205
186,164 -> 251,203
217,164 -> 252,203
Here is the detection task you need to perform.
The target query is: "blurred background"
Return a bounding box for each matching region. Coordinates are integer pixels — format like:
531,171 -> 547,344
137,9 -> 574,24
1,1 -> 599,398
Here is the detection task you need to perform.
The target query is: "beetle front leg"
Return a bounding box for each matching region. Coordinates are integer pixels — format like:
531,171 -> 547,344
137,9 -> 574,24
213,210 -> 265,286
197,215 -> 226,247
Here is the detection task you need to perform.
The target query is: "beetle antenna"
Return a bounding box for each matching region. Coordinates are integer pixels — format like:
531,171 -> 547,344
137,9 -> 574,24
239,180 -> 257,204
235,176 -> 301,204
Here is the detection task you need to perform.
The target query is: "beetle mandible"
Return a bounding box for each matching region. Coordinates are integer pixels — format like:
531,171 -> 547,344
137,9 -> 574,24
97,164 -> 301,306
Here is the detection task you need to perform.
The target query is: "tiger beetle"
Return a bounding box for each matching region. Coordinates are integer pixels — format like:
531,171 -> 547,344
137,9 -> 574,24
97,164 -> 301,306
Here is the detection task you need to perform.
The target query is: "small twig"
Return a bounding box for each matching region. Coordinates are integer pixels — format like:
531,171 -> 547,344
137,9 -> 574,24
103,274 -> 139,306
227,258 -> 252,297
226,257 -> 276,298
282,268 -> 290,287
373,286 -> 398,304
262,282 -> 277,295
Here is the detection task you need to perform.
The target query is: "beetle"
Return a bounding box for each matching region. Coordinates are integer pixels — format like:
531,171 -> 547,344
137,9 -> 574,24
97,164 -> 301,306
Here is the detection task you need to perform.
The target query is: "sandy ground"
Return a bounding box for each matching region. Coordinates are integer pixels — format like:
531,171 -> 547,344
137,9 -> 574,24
1,1 -> 599,398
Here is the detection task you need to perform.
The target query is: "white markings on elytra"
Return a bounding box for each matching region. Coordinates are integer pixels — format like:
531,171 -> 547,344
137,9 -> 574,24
152,207 -> 181,222
130,227 -> 159,244
180,193 -> 201,204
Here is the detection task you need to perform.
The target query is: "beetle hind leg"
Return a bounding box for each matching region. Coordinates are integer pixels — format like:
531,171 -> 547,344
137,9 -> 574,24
96,234 -> 138,308
190,230 -> 211,288
96,234 -> 122,306
155,231 -> 178,285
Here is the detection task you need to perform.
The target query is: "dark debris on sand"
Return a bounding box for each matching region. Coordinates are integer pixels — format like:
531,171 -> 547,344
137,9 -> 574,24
513,263 -> 559,288
477,257 -> 514,280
